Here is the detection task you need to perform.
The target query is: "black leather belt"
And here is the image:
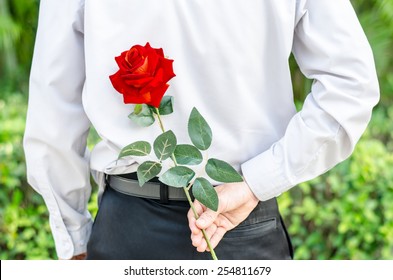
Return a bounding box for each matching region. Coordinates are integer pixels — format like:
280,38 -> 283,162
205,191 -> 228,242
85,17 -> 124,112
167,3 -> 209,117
105,173 -> 189,202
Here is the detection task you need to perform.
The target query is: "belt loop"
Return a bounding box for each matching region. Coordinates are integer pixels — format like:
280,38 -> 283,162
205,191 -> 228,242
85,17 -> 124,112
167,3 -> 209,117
105,174 -> 110,186
160,182 -> 169,204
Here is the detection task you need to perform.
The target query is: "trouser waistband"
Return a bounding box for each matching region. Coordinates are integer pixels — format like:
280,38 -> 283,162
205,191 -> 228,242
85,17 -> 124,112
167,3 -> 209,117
105,173 -> 190,202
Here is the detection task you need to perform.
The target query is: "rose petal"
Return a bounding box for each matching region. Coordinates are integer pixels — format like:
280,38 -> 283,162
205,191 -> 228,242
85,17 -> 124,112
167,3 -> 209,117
115,52 -> 130,71
134,57 -> 150,74
148,84 -> 169,107
159,58 -> 176,82
146,53 -> 159,74
109,71 -> 129,94
146,68 -> 164,89
123,76 -> 154,87
121,73 -> 150,80
152,46 -> 165,57
123,90 -> 150,104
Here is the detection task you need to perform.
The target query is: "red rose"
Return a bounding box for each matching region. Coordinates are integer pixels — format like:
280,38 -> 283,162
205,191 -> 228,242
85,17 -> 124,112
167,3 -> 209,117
110,42 -> 175,108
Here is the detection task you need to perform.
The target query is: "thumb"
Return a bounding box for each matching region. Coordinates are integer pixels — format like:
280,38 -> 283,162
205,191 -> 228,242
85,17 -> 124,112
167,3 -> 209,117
196,208 -> 219,230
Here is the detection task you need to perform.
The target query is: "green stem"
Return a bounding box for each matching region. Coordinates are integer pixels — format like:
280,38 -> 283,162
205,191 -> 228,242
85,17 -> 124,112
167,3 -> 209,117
154,107 -> 218,260
183,186 -> 218,260
155,108 -> 166,133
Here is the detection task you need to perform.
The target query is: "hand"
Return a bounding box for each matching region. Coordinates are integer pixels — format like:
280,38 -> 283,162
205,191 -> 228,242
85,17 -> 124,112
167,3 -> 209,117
71,253 -> 87,260
60,252 -> 87,260
187,181 -> 259,252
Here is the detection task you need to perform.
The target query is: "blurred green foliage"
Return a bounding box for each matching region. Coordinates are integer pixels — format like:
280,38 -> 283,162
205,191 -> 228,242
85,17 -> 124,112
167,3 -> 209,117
279,116 -> 393,259
0,0 -> 38,88
0,0 -> 392,259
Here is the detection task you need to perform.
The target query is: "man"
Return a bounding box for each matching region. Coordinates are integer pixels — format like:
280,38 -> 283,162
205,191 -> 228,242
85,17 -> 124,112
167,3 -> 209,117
24,0 -> 379,260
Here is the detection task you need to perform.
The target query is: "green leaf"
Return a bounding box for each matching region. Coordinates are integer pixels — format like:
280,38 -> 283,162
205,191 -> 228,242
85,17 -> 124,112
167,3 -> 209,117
153,130 -> 177,161
159,166 -> 195,188
188,107 -> 212,151
134,104 -> 143,114
128,104 -> 155,127
118,141 -> 151,159
192,178 -> 218,211
205,158 -> 243,183
137,161 -> 162,187
158,96 -> 174,115
173,144 -> 203,165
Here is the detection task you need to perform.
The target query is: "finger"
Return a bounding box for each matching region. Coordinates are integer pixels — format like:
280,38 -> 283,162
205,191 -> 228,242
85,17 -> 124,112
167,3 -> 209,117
195,223 -> 217,252
204,223 -> 218,240
209,226 -> 227,249
192,200 -> 205,216
188,201 -> 205,234
196,238 -> 207,252
196,208 -> 219,230
202,224 -> 217,252
187,212 -> 200,235
191,218 -> 217,247
187,207 -> 194,221
191,230 -> 204,248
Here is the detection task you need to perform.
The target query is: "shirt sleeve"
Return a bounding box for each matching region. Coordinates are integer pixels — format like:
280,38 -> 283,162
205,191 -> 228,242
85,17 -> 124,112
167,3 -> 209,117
23,0 -> 92,259
241,0 -> 380,201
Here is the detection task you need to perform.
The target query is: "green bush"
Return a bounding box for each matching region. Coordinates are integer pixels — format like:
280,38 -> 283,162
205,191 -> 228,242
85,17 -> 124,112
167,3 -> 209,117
278,130 -> 393,259
285,106 -> 393,260
0,94 -> 55,259
0,0 -> 39,85
0,93 -> 98,259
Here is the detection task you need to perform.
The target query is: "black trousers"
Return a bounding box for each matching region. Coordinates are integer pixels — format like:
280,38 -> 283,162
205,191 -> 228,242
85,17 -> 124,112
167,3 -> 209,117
86,184 -> 293,260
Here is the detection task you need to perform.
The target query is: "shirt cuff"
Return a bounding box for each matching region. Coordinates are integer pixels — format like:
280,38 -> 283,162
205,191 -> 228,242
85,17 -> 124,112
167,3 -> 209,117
241,146 -> 293,201
68,221 -> 93,257
51,218 -> 93,259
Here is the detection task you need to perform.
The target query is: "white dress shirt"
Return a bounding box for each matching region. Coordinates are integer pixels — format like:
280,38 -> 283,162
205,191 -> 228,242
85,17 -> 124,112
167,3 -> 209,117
23,0 -> 379,259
